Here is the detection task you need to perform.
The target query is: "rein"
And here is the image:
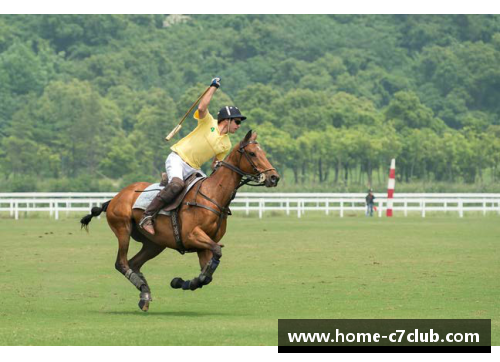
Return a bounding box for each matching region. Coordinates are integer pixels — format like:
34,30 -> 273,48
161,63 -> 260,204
185,140 -> 275,239
219,140 -> 276,189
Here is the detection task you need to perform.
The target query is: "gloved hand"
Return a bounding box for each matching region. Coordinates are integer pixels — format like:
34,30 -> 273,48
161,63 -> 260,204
210,77 -> 221,88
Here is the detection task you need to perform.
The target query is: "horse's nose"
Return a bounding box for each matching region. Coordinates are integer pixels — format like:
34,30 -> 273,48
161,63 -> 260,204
270,174 -> 280,186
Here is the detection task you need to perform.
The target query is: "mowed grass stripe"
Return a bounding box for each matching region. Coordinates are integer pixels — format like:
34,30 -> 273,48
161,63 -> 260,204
0,214 -> 498,345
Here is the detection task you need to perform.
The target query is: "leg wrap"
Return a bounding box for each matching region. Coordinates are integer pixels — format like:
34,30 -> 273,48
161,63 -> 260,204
136,272 -> 151,294
180,277 -> 202,291
171,258 -> 221,291
125,269 -> 147,291
171,277 -> 202,291
182,279 -> 195,290
199,258 -> 220,285
212,245 -> 222,260
136,272 -> 149,287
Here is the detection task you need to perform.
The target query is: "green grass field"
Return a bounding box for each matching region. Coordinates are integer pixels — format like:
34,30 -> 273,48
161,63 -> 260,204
0,213 -> 499,345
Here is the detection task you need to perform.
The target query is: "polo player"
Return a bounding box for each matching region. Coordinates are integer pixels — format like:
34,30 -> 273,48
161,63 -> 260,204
139,77 -> 246,235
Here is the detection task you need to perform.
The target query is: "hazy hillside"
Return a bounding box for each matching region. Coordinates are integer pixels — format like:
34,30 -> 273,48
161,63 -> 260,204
1,15 -> 500,191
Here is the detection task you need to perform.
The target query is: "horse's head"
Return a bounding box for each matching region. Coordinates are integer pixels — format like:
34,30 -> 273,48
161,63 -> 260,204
236,130 -> 280,187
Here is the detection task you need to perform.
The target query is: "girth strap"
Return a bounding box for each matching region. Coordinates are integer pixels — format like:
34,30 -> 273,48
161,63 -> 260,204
171,210 -> 186,255
199,190 -> 226,212
185,201 -> 223,217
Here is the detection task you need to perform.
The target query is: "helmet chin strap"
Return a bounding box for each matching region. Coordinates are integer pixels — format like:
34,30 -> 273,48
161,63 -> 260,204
224,119 -> 231,135
218,119 -> 233,135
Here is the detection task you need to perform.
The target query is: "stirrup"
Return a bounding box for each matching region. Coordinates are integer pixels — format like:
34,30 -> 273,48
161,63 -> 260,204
139,215 -> 154,228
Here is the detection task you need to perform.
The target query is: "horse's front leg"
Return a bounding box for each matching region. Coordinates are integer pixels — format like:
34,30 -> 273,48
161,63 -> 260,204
196,249 -> 220,286
171,227 -> 222,291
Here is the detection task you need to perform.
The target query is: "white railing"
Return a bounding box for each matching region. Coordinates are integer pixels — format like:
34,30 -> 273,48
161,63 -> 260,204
1,193 -> 499,220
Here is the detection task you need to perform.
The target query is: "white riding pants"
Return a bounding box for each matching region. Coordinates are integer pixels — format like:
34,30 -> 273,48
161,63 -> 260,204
165,152 -> 206,183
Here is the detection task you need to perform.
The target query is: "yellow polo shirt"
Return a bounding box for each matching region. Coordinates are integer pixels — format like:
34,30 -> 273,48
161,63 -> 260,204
170,110 -> 232,169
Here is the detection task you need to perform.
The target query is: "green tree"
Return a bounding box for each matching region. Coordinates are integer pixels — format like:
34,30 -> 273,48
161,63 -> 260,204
327,92 -> 383,128
385,91 -> 446,132
126,89 -> 178,178
253,122 -> 297,183
4,79 -> 121,178
0,41 -> 49,95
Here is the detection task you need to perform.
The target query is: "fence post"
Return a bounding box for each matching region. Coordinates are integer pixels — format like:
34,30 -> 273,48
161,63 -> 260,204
340,199 -> 344,218
326,200 -> 329,215
297,200 -> 301,218
404,200 -> 408,217
259,199 -> 263,219
459,200 -> 463,218
483,199 -> 486,216
246,200 -> 250,216
15,201 -> 19,220
421,201 -> 425,218
10,200 -> 14,217
286,199 -> 290,216
55,202 -> 59,220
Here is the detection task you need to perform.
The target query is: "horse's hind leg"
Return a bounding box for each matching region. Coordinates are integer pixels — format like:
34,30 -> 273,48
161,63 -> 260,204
109,223 -> 150,311
171,227 -> 222,291
128,238 -> 166,311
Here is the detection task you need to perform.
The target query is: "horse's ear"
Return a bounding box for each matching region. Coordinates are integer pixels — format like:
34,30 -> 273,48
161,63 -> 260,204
250,132 -> 258,141
243,130 -> 253,143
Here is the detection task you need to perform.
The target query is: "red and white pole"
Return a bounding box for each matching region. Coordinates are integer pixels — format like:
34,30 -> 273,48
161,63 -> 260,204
386,158 -> 396,217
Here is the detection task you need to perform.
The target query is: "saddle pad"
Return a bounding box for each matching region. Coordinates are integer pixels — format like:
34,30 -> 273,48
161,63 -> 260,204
132,177 -> 205,216
133,183 -> 168,215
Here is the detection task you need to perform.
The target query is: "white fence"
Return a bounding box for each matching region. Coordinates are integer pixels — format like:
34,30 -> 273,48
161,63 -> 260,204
1,192 -> 500,220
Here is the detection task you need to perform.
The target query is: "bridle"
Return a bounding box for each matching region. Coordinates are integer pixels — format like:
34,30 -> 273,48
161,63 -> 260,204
184,140 -> 276,243
217,140 -> 276,189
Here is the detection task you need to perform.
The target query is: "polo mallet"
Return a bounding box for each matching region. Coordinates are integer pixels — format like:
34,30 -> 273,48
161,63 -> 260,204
165,86 -> 212,141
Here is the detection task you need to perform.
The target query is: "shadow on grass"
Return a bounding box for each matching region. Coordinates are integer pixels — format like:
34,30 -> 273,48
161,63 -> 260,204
95,310 -> 246,317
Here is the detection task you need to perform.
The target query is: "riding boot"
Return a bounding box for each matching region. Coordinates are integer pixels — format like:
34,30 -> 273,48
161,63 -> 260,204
139,195 -> 165,235
139,177 -> 185,235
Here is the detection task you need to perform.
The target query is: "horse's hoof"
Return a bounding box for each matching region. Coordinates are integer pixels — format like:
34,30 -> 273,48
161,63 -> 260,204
171,277 -> 184,289
138,299 -> 149,312
189,278 -> 201,290
138,292 -> 152,312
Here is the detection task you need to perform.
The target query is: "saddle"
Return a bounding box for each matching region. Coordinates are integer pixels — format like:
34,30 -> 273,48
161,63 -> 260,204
160,172 -> 204,213
133,172 -> 205,255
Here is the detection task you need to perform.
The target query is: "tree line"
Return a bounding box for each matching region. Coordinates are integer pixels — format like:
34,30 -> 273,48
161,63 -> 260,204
0,15 -> 499,191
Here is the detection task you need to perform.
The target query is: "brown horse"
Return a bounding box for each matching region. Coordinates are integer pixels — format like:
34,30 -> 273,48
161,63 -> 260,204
80,130 -> 279,311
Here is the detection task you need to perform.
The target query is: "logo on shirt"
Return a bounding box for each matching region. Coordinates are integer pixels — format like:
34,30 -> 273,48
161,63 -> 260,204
211,127 -> 215,132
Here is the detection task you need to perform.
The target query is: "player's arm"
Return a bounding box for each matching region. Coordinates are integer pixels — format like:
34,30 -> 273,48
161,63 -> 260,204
198,77 -> 220,119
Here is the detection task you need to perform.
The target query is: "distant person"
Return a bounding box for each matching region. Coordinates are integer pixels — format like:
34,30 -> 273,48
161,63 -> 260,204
366,189 -> 375,217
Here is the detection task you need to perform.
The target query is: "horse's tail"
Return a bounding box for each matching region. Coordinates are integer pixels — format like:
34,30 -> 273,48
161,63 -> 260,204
80,200 -> 111,232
